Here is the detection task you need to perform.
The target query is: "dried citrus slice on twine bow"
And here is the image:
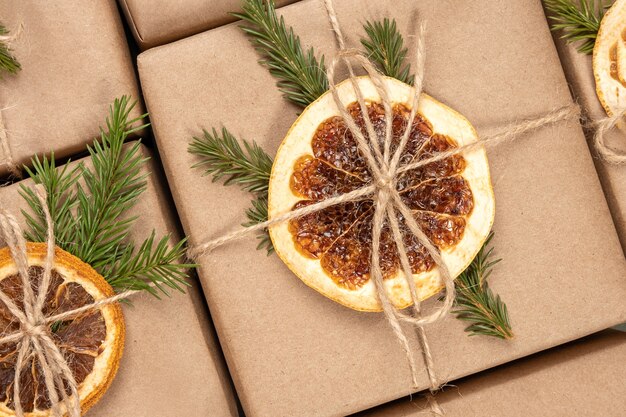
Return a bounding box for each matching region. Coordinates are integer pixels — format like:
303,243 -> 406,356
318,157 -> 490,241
269,76 -> 495,311
0,243 -> 124,416
594,0 -> 626,124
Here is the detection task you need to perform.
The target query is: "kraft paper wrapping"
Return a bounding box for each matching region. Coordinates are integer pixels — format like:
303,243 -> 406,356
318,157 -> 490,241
139,1 -> 626,415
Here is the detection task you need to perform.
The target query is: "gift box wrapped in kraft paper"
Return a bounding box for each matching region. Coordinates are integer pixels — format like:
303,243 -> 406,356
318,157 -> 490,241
118,0 -> 297,49
0,144 -> 238,417
138,0 -> 626,415
357,330 -> 626,417
0,0 -> 142,178
544,1 -> 626,253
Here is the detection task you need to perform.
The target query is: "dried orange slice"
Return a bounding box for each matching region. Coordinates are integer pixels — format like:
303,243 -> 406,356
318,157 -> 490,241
0,243 -> 124,416
594,0 -> 626,121
268,76 -> 495,311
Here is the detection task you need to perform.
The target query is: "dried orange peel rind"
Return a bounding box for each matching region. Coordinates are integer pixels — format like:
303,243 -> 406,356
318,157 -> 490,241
268,76 -> 495,311
0,242 -> 124,416
593,0 -> 626,123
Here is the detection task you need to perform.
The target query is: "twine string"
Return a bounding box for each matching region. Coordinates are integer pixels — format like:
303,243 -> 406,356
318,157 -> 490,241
322,0 -> 452,403
593,107 -> 626,164
0,187 -> 149,416
185,2 -> 579,414
324,46 -> 428,387
0,6 -> 602,415
182,33 -> 581,396
0,286 -> 144,350
182,58 -> 581,366
382,26 -> 438,388
323,15 -> 455,387
186,66 -> 581,325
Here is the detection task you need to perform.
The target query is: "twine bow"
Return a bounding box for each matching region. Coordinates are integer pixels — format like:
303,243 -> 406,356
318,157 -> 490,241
187,2 -> 581,414
0,187 -> 149,416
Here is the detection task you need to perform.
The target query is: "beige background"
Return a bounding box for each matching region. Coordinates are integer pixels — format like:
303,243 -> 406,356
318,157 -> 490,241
0,0 -> 142,177
119,0 -> 298,49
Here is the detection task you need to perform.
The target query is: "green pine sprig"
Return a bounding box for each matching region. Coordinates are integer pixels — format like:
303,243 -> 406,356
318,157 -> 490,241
233,0 -> 328,108
545,0 -> 609,54
103,232 -> 191,297
189,127 -> 274,253
21,96 -> 194,295
451,232 -> 513,339
361,18 -> 414,84
71,106 -> 150,270
189,127 -> 272,194
0,23 -> 20,76
194,7 -> 512,340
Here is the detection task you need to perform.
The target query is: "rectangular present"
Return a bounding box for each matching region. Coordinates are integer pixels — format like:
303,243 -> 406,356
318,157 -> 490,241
0,143 -> 238,417
357,330 -> 626,417
0,0 -> 142,178
118,0 -> 298,49
138,0 -> 626,415
544,4 -> 626,253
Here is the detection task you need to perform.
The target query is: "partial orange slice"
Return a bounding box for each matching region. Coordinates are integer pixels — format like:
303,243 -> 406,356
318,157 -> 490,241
268,76 -> 495,311
594,0 -> 626,121
0,243 -> 124,416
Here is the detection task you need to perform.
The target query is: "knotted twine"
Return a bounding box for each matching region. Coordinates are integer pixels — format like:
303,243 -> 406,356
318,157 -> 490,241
593,107 -> 626,164
187,1 -> 580,414
0,187 -> 154,417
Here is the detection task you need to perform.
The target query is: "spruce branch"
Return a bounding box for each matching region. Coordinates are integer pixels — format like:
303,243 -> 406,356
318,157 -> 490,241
0,23 -> 20,76
545,0 -> 609,54
71,98 -> 150,270
451,232 -> 513,339
233,0 -> 328,107
189,127 -> 274,253
104,232 -> 194,296
189,127 -> 272,194
361,18 -> 414,84
23,96 -> 193,296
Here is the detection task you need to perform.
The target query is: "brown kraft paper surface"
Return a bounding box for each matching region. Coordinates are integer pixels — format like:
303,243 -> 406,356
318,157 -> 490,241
119,0 -> 298,49
545,10 -> 626,254
358,330 -> 626,417
0,0 -> 142,177
138,0 -> 626,415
